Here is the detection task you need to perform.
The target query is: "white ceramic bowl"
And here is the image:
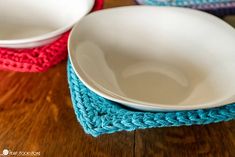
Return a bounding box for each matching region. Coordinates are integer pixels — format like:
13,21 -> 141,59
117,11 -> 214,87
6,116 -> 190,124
0,0 -> 94,48
69,6 -> 235,111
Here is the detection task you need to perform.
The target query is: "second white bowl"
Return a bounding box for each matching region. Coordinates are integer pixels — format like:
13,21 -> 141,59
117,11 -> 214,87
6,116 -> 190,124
0,0 -> 94,48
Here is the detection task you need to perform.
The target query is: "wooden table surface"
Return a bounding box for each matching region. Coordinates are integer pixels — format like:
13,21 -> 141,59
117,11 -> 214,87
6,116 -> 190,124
0,0 -> 235,157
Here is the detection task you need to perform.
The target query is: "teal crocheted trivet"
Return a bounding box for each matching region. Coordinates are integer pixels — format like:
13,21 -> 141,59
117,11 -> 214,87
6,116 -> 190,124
140,0 -> 232,6
67,61 -> 235,137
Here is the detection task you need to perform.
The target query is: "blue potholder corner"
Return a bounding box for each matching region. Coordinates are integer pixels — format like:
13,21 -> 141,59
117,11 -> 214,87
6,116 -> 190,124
67,60 -> 235,137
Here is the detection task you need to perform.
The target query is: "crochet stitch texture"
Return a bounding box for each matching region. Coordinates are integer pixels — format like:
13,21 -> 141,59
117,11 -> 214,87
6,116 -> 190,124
137,0 -> 232,6
0,0 -> 104,72
0,33 -> 69,72
67,61 -> 235,137
136,0 -> 235,17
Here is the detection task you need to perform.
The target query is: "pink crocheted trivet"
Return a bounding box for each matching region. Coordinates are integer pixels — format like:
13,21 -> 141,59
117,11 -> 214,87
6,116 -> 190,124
0,0 -> 103,72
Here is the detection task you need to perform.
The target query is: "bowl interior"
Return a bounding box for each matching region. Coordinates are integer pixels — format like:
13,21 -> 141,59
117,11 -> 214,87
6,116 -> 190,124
0,0 -> 94,41
69,7 -> 235,110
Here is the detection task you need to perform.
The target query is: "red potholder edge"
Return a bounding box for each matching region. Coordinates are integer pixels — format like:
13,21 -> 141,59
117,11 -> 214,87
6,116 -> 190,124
0,0 -> 104,72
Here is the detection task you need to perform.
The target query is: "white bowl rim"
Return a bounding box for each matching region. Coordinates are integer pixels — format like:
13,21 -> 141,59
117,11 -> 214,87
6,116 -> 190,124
0,0 -> 95,45
68,6 -> 235,111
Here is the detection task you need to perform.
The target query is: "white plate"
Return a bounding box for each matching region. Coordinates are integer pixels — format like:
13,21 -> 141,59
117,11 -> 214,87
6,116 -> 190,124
69,6 -> 235,111
0,0 -> 94,48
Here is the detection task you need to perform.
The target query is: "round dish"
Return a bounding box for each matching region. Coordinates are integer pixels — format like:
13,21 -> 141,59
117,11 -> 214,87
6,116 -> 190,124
69,6 -> 235,111
0,0 -> 94,48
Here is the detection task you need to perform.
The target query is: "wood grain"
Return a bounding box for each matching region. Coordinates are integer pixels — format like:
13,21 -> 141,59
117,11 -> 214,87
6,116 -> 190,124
0,0 -> 235,157
135,122 -> 235,157
0,62 -> 134,157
